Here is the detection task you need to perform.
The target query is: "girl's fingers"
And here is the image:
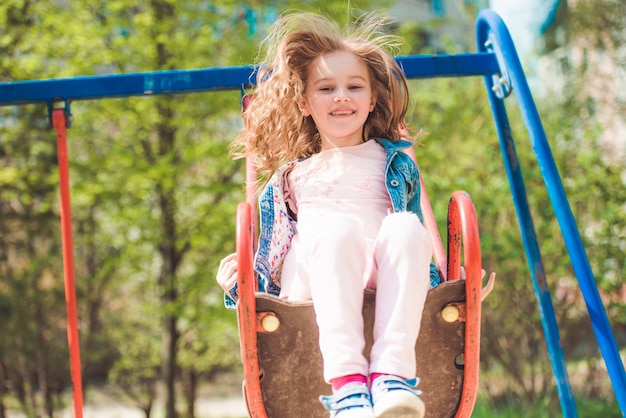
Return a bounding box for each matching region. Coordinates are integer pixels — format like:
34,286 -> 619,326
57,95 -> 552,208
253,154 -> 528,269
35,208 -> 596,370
217,253 -> 239,292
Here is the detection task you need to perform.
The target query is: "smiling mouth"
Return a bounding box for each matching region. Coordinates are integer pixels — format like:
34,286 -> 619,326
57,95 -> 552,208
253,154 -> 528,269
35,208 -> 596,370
330,110 -> 355,116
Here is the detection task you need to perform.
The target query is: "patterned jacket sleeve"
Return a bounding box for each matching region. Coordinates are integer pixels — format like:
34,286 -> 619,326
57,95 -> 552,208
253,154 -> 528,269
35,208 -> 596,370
223,163 -> 296,309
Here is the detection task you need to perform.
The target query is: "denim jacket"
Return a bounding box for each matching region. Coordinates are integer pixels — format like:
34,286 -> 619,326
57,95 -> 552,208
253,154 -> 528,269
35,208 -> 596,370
225,138 -> 440,309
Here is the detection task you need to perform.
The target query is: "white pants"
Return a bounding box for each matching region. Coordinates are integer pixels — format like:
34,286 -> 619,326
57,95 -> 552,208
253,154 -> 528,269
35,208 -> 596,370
280,212 -> 433,382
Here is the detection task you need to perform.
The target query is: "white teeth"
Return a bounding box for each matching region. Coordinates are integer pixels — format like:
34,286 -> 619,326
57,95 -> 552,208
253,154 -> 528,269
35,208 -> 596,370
331,111 -> 353,115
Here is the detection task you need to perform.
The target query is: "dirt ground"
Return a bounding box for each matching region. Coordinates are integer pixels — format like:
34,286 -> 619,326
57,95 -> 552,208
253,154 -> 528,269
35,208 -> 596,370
6,374 -> 249,418
8,397 -> 247,418
55,396 -> 248,418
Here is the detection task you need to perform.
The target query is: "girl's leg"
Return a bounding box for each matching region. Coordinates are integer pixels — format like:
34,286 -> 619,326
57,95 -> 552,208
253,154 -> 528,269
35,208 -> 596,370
279,233 -> 313,301
369,212 -> 432,378
302,216 -> 370,383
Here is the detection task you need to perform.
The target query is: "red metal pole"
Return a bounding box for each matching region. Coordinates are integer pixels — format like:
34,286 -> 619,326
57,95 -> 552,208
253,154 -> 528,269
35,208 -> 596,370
448,191 -> 482,418
51,104 -> 84,418
245,157 -> 258,248
242,95 -> 258,248
236,202 -> 268,417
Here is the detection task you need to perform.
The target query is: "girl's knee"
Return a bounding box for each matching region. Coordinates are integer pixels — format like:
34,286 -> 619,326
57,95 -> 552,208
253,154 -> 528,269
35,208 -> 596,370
379,212 -> 433,254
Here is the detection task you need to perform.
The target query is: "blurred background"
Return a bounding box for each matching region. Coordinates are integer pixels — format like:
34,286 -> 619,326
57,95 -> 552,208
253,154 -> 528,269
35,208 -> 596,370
0,0 -> 624,417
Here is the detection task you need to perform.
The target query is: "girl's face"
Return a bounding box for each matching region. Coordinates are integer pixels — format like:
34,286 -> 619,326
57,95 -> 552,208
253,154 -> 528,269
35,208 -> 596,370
302,50 -> 377,150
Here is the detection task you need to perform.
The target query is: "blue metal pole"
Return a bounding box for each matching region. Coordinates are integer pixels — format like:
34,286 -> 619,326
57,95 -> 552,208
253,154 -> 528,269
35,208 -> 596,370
0,54 -> 498,107
477,9 -> 626,415
482,79 -> 578,417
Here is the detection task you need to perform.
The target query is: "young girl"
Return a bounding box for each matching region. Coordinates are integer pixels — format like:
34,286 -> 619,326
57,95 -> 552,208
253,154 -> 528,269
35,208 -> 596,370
217,12 -> 440,418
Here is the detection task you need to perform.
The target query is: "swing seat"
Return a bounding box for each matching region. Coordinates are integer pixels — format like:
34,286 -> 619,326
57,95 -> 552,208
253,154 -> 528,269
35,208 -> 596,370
250,282 -> 467,417
235,189 -> 490,418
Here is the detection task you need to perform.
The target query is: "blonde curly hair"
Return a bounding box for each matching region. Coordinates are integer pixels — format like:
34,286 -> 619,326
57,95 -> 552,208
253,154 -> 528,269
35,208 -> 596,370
231,12 -> 411,180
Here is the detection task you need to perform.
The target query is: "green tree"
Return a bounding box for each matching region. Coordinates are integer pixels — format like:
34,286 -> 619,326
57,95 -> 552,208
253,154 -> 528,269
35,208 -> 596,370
1,3 -> 75,416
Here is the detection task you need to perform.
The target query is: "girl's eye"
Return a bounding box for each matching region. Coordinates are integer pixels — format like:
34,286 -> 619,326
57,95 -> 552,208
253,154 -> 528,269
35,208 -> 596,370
319,87 -> 334,92
349,85 -> 363,90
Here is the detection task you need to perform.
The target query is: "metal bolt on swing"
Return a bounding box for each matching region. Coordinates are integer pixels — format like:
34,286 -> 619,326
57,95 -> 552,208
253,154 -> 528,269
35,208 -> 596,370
442,305 -> 460,323
261,314 -> 280,333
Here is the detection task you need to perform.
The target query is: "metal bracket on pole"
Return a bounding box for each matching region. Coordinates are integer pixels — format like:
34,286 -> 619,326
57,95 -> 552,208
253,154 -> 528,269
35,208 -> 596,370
47,99 -> 73,128
483,39 -> 512,99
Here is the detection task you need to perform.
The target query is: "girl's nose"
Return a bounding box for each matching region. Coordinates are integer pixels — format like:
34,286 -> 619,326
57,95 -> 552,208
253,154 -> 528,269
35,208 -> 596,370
334,87 -> 350,102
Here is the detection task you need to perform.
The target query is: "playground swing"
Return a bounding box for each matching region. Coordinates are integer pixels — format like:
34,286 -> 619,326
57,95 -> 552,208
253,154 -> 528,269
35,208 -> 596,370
233,94 -> 496,418
1,9 -> 625,418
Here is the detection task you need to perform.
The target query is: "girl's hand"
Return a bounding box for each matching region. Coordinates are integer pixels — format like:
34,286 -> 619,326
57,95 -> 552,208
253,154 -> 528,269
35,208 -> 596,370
216,253 -> 238,292
460,266 -> 496,301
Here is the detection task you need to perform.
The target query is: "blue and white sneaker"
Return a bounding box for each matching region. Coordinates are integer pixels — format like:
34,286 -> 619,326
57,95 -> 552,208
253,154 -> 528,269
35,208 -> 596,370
320,383 -> 376,418
370,376 -> 425,418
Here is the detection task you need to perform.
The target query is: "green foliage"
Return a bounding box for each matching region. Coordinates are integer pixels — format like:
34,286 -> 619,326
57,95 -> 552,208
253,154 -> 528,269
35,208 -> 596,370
106,297 -> 161,411
473,390 -> 622,418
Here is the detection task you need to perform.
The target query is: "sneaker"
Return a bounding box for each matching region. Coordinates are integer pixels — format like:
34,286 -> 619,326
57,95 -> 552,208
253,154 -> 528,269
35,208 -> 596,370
320,383 -> 376,418
370,376 -> 425,418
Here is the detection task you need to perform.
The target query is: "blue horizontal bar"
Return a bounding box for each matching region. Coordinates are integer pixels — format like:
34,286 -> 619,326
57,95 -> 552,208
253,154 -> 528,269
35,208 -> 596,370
0,65 -> 256,107
400,52 -> 498,78
0,53 -> 498,107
